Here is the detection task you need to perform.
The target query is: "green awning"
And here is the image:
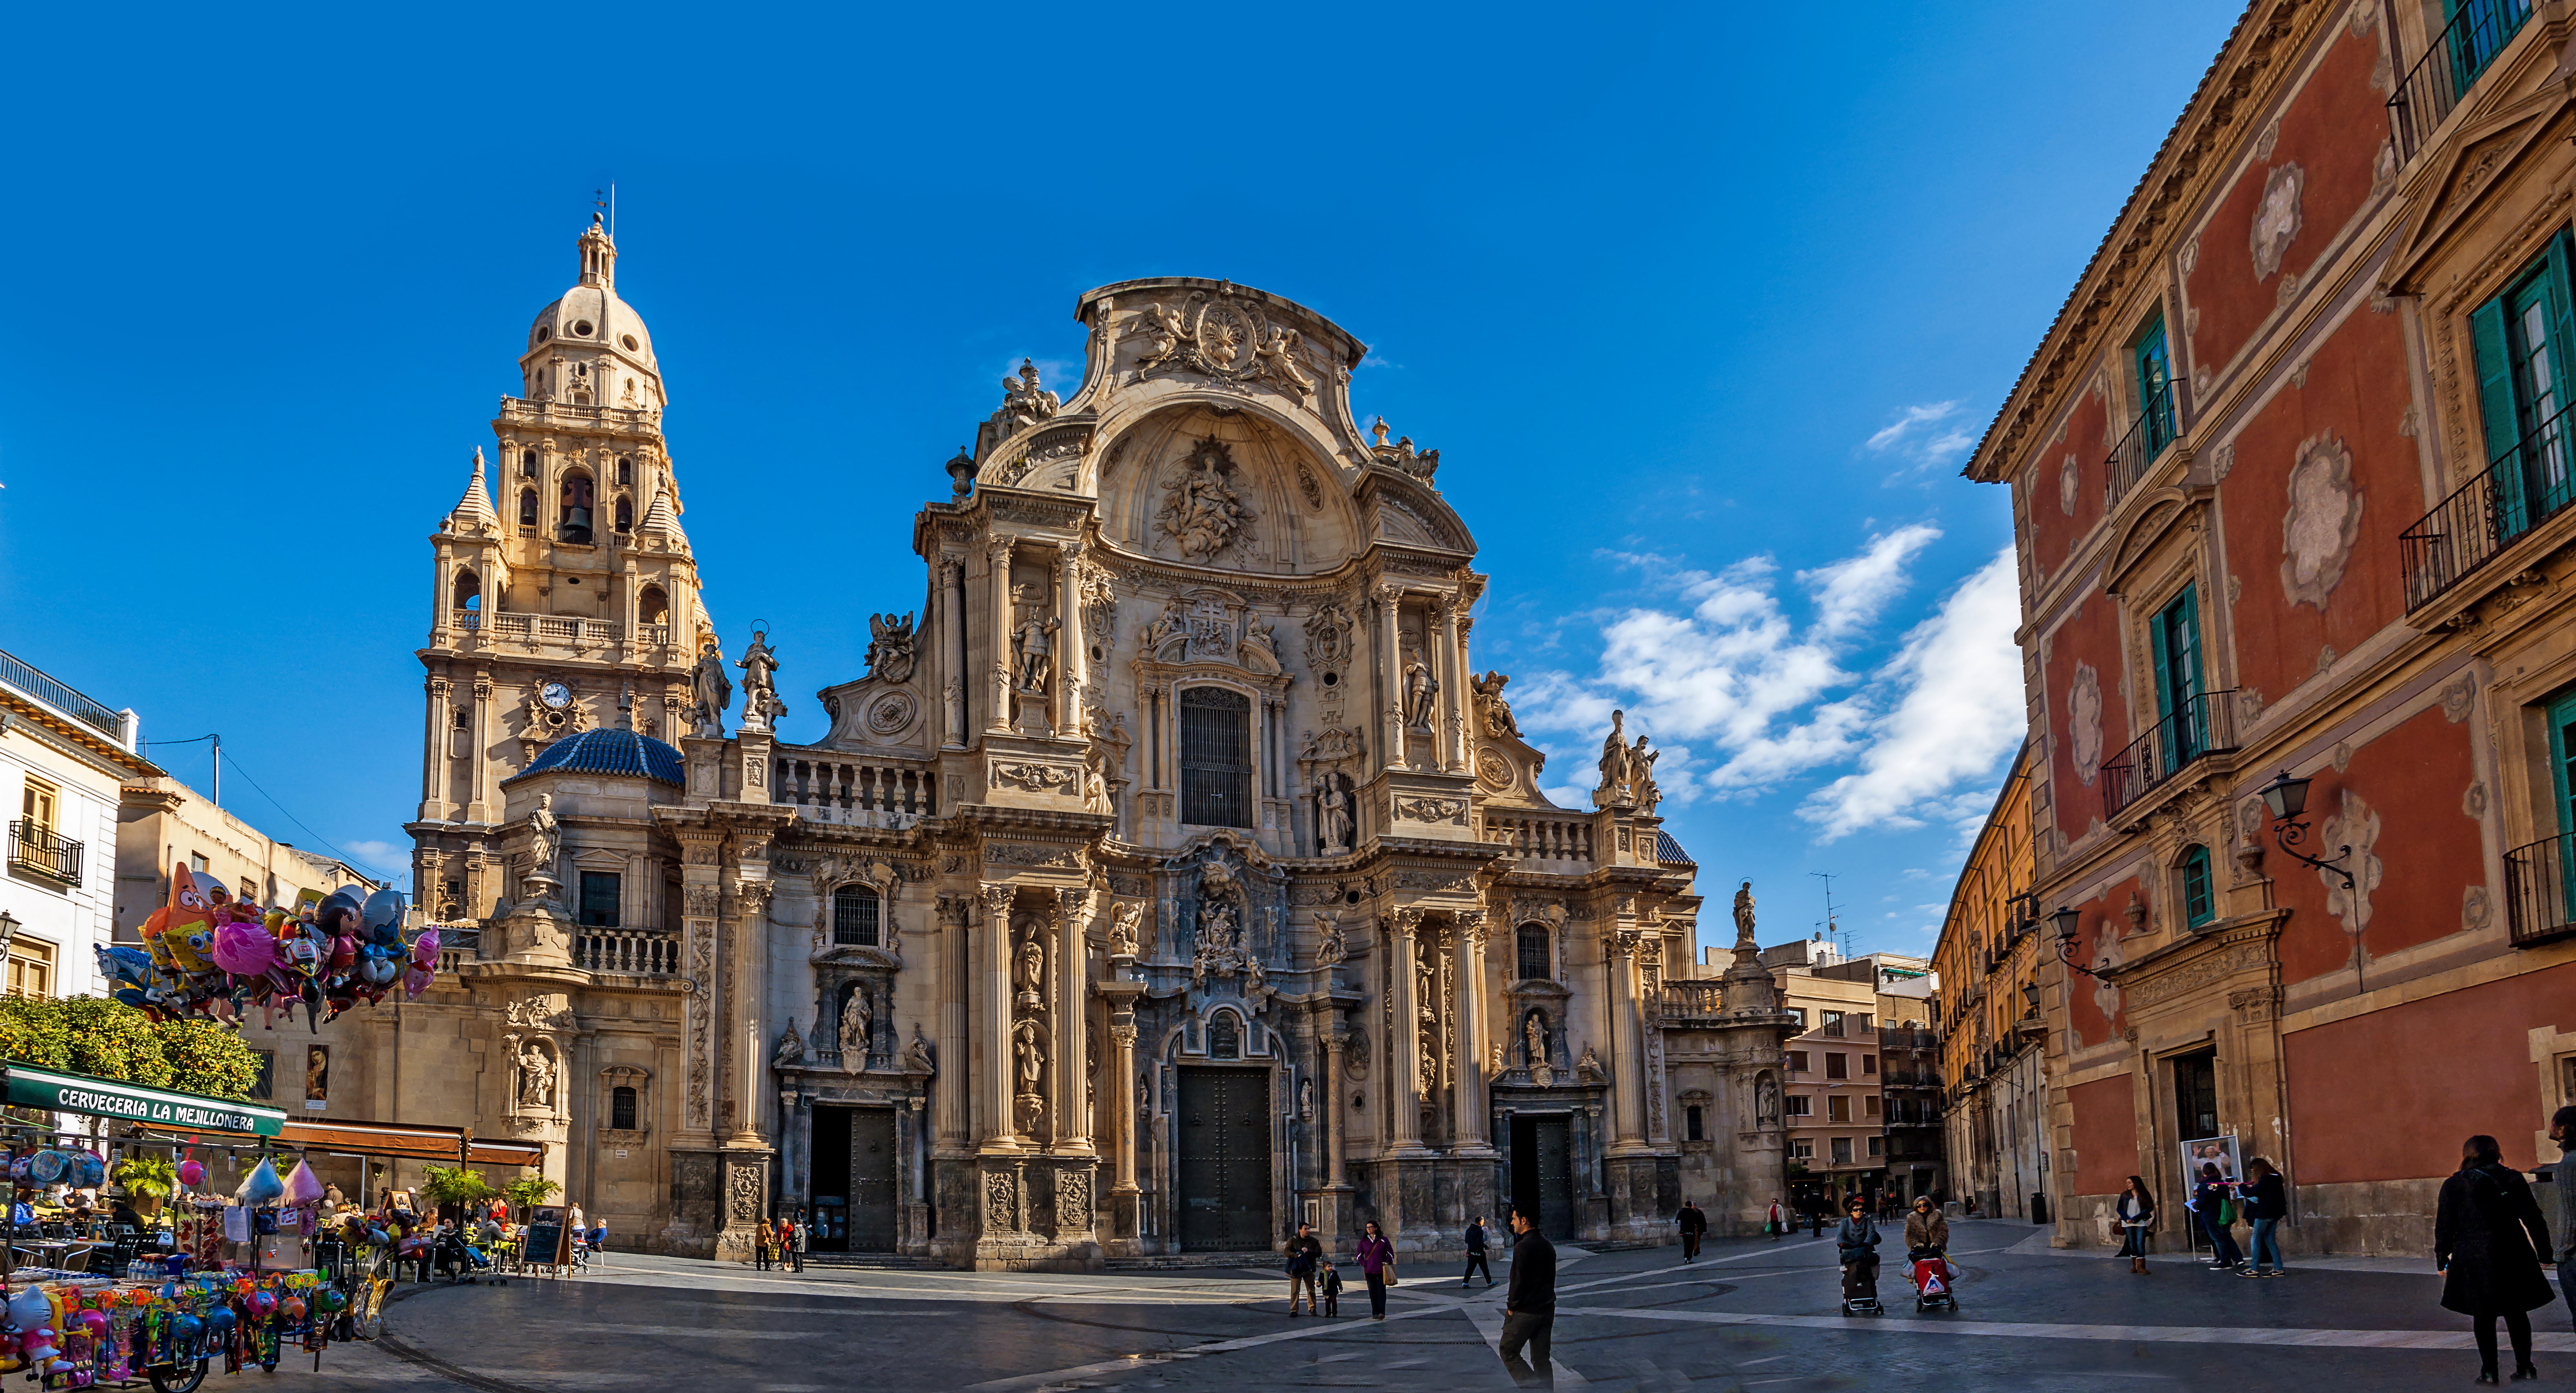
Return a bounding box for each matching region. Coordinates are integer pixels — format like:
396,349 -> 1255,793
2,1063 -> 285,1137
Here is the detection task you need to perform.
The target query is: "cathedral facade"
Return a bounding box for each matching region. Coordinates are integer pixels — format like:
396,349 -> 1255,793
402,221 -> 1792,1266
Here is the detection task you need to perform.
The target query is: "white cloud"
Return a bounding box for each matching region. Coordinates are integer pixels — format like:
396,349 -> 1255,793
1800,523 -> 1939,638
1797,546 -> 2023,840
1866,401 -> 1976,477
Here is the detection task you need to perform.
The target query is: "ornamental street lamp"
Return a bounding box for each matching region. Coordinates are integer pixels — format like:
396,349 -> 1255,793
2051,904 -> 2104,980
0,910 -> 18,960
2256,769 -> 2357,890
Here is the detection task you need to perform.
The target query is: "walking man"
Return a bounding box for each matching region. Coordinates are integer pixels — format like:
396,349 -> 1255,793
1286,1221 -> 1323,1316
1462,1215 -> 1494,1287
1500,1208 -> 1558,1388
1675,1200 -> 1706,1261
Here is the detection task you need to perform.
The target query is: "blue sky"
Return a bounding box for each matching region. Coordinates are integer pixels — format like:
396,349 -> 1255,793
0,2 -> 2239,961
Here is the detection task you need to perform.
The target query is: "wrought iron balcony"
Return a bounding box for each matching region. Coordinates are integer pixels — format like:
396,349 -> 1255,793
2502,831 -> 2576,948
0,648 -> 124,740
2389,0 -> 2533,163
7,820 -> 81,887
2401,396 -> 2576,611
2105,378 -> 2179,508
2100,688 -> 2241,820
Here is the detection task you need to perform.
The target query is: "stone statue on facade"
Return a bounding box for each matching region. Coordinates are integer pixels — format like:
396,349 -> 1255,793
1013,1019 -> 1047,1094
523,794 -> 561,893
1756,1072 -> 1782,1125
1577,1044 -> 1605,1084
1632,736 -> 1661,813
772,1019 -> 805,1069
1401,644 -> 1438,730
1108,901 -> 1142,958
737,629 -> 785,730
1240,611 -> 1282,674
942,677 -> 964,744
1142,601 -> 1187,661
1012,594 -> 1060,695
1596,709 -> 1633,805
518,1045 -> 555,1108
865,612 -> 918,685
1156,438 -> 1254,560
688,640 -> 732,738
1298,1077 -> 1314,1121
1317,775 -> 1354,855
1733,881 -> 1758,949
1313,908 -> 1347,967
998,358 -> 1060,434
905,1023 -> 936,1076
1016,932 -> 1046,1007
839,986 -> 872,1069
1473,671 -> 1520,737
1525,1013 -> 1552,1086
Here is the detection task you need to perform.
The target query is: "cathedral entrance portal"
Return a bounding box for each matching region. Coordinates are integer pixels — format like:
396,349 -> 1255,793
808,1105 -> 900,1253
1510,1114 -> 1578,1241
1176,1067 -> 1272,1250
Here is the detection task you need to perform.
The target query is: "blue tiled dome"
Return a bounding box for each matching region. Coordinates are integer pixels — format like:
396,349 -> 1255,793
504,727 -> 685,786
1655,829 -> 1697,866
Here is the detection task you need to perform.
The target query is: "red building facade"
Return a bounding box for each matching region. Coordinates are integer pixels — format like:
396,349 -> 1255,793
1967,0 -> 2576,1254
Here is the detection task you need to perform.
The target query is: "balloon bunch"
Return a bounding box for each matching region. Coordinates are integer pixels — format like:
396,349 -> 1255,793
0,1270 -> 329,1381
101,863 -> 440,1027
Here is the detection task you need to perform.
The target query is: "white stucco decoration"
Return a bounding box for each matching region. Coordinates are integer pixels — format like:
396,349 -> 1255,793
2059,454 -> 2080,516
2281,432 -> 2363,610
2251,162 -> 2305,282
2319,787 -> 2384,941
2069,663 -> 2105,787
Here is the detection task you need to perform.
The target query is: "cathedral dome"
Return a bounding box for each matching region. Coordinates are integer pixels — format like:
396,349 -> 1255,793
504,727 -> 684,787
520,215 -> 661,394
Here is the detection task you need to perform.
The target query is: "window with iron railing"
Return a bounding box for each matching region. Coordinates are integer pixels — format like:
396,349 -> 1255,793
7,820 -> 81,887
833,884 -> 881,947
1179,686 -> 1252,828
2389,0 -> 2535,162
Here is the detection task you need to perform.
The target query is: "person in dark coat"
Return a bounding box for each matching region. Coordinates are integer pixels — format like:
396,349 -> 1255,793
2239,1157 -> 2288,1277
2190,1163 -> 2242,1269
1285,1221 -> 1323,1316
1500,1208 -> 1557,1387
2549,1106 -> 2576,1333
1355,1221 -> 1396,1320
1675,1201 -> 1707,1261
2437,1134 -> 2555,1384
1461,1215 -> 1494,1287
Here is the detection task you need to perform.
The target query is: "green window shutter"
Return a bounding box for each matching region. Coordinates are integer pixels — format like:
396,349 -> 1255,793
2149,604 -> 2175,729
2547,689 -> 2576,837
2472,293 -> 2529,535
2182,846 -> 2214,928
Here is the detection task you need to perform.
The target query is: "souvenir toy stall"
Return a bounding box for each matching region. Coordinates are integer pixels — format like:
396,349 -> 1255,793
0,1063 -> 345,1390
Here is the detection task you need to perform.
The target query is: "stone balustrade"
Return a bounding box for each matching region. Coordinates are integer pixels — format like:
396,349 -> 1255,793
1483,811 -> 1597,866
775,753 -> 939,829
1659,979 -> 1728,1024
578,929 -> 679,976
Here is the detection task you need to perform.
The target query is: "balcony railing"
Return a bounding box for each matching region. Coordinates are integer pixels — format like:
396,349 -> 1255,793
2100,688 -> 2241,819
576,929 -> 680,976
2105,378 -> 2180,507
6,821 -> 82,887
0,648 -> 124,739
1658,979 -> 1728,1024
776,754 -> 939,827
1881,1028 -> 1937,1053
2389,0 -> 2533,162
2502,831 -> 2576,948
2401,396 -> 2576,610
1483,812 -> 1597,866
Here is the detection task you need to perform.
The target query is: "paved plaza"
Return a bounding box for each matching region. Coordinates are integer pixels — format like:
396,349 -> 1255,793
265,1221 -> 2575,1392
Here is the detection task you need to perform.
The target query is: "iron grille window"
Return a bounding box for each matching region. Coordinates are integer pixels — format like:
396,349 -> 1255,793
578,872 -> 621,928
833,885 -> 880,946
1685,1105 -> 1704,1141
1179,686 -> 1252,828
610,1085 -> 637,1130
1517,924 -> 1549,981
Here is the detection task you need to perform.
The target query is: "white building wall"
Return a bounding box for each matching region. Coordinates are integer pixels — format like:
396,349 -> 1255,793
0,695 -> 138,1003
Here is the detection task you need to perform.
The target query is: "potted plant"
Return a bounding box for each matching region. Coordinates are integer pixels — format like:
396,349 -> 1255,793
112,1157 -> 177,1217
418,1164 -> 496,1223
503,1175 -> 560,1218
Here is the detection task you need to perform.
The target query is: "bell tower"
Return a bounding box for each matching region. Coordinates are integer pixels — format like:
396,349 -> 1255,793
409,217 -> 713,922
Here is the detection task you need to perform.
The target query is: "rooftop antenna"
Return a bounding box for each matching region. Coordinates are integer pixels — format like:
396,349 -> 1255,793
1809,871 -> 1842,960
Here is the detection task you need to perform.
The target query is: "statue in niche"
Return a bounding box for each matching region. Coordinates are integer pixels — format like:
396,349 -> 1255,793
688,640 -> 732,738
1525,1013 -> 1553,1087
1142,601 -> 1187,661
998,358 -> 1060,433
1313,908 -> 1347,967
1017,931 -> 1046,1006
865,612 -> 918,685
1155,438 -> 1254,561
1012,590 -> 1059,694
1108,901 -> 1142,958
942,678 -> 964,743
1756,1072 -> 1782,1126
1401,643 -> 1438,730
1245,948 -> 1266,991
839,986 -> 873,1069
1733,881 -> 1758,949
905,1023 -> 936,1076
1298,1076 -> 1313,1121
1013,1019 -> 1047,1095
518,1045 -> 555,1108
1317,774 -> 1354,855
1596,709 -> 1634,803
737,629 -> 785,729
772,1019 -> 805,1070
1240,611 -> 1282,674
523,793 -> 560,886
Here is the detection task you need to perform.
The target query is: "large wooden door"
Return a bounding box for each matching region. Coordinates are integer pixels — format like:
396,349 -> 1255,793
1510,1114 -> 1578,1241
809,1105 -> 851,1252
849,1108 -> 899,1252
1177,1068 -> 1271,1250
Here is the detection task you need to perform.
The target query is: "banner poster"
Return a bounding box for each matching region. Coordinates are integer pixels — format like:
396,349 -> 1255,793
305,1044 -> 331,1112
2180,1135 -> 2242,1188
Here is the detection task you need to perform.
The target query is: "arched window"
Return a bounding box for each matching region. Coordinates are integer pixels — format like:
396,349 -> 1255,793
1208,1013 -> 1241,1060
452,569 -> 480,615
521,449 -> 539,477
1685,1104 -> 1705,1141
639,585 -> 670,626
833,884 -> 880,946
614,495 -> 633,533
1179,686 -> 1252,827
519,488 -> 538,526
617,456 -> 634,486
560,472 -> 595,544
2181,844 -> 2215,928
609,1085 -> 637,1130
1516,923 -> 1550,982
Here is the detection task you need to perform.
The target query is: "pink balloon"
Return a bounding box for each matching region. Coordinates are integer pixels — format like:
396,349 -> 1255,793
210,921 -> 275,976
409,928 -> 440,968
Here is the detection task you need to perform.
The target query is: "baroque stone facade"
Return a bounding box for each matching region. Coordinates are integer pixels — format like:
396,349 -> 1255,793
387,229 -> 1792,1266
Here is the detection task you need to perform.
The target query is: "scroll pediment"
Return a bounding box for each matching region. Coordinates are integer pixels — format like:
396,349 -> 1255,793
2385,94 -> 2559,294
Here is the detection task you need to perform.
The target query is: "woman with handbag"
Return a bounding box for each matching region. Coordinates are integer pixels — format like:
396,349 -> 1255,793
2437,1134 -> 2554,1384
2115,1176 -> 2155,1274
1355,1220 -> 1396,1320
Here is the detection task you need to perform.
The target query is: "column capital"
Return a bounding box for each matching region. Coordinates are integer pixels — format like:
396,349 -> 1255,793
981,882 -> 1016,925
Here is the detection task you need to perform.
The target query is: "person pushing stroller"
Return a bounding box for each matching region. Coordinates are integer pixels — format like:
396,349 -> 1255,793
1836,1197 -> 1883,1314
1903,1195 -> 1958,1311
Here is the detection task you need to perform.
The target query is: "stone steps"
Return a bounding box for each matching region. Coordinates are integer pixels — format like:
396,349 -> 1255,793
796,1252 -> 949,1270
1104,1251 -> 1281,1270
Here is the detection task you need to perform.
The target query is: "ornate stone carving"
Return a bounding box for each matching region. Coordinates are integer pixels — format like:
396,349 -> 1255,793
683,883 -> 722,918
985,842 -> 1081,869
1390,795 -> 1468,825
1155,438 -> 1257,562
1127,294 -> 1317,399
2251,162 -> 2304,282
2068,664 -> 2104,787
1108,900 -> 1143,957
688,640 -> 732,738
991,760 -> 1081,794
1472,671 -> 1520,737
737,630 -> 786,730
1303,604 -> 1354,672
1011,585 -> 1060,695
2281,434 -> 2363,611
865,612 -> 918,685
728,1163 -> 764,1221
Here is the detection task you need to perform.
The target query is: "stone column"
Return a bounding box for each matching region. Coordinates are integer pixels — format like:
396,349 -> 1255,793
1374,585 -> 1405,774
1436,595 -> 1465,772
936,894 -> 970,1152
675,829 -> 725,1144
939,555 -> 968,748
1607,931 -> 1650,1153
728,880 -> 773,1146
466,675 -> 494,823
420,677 -> 450,821
1387,913 -> 1431,1156
980,883 -> 1020,1151
1053,887 -> 1093,1154
1323,1023 -> 1349,1187
986,537 -> 1015,734
1110,1015 -> 1139,1193
1452,913 -> 1492,1151
1057,548 -> 1086,731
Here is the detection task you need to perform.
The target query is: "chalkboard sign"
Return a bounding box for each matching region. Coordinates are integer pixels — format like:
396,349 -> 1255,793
524,1206 -> 570,1268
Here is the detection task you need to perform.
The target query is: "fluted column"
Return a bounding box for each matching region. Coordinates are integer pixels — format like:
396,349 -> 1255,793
1387,913 -> 1431,1156
1057,549 -> 1085,732
1323,1024 -> 1349,1187
980,883 -> 1020,1151
727,875 -> 773,1147
935,894 -> 969,1152
1452,913 -> 1492,1151
1436,596 -> 1465,772
1607,931 -> 1650,1153
1053,887 -> 1093,1153
940,556 -> 968,748
1375,584 -> 1405,773
1110,1015 -> 1139,1194
986,538 -> 1014,734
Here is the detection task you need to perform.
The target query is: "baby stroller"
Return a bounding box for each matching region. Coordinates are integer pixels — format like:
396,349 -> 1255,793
1838,1242 -> 1883,1315
1907,1246 -> 1958,1312
437,1228 -> 507,1285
